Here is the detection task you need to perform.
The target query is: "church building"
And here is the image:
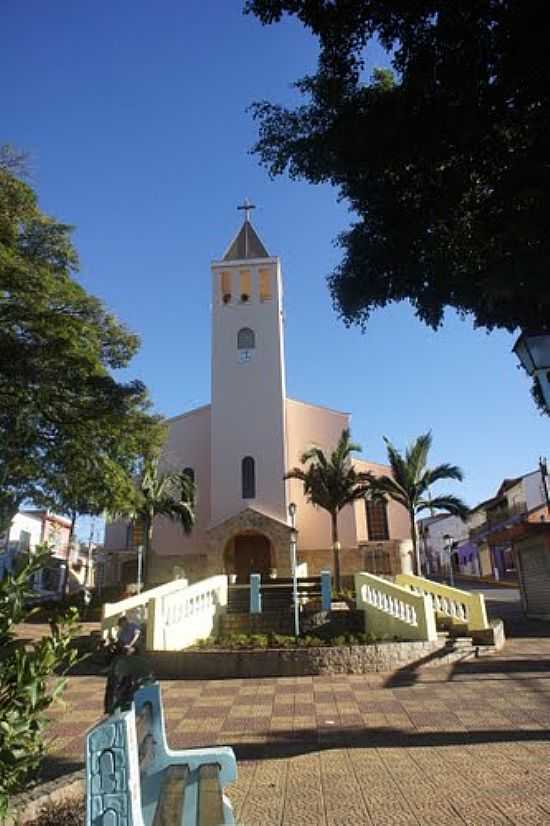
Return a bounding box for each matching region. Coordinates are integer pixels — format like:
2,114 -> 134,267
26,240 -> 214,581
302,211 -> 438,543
105,210 -> 411,584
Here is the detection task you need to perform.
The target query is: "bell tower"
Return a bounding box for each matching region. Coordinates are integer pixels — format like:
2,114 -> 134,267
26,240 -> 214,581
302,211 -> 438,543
210,204 -> 287,526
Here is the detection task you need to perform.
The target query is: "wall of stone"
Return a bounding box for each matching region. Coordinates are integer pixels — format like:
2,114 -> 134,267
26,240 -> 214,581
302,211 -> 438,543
147,638 -> 478,680
5,771 -> 84,826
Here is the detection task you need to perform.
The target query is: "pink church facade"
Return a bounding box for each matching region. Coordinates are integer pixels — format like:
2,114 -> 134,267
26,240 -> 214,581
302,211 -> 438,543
105,216 -> 412,584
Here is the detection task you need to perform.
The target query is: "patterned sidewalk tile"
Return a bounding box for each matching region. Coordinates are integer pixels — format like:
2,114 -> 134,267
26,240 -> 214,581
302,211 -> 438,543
38,629 -> 550,823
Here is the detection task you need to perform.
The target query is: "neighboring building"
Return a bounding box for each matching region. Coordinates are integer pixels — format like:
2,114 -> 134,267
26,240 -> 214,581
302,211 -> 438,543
469,469 -> 549,580
0,510 -> 72,597
417,513 -> 472,577
105,213 -> 412,584
486,512 -> 550,619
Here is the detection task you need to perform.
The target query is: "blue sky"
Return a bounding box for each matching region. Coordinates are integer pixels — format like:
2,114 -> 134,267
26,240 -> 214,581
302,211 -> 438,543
3,1 -> 547,541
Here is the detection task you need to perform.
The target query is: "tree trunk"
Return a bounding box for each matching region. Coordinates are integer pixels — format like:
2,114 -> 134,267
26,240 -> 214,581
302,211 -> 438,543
331,511 -> 341,592
410,509 -> 421,576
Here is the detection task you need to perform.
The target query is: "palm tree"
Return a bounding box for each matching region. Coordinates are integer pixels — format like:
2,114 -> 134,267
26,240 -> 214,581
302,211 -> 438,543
285,428 -> 373,590
371,432 -> 468,576
120,459 -> 196,586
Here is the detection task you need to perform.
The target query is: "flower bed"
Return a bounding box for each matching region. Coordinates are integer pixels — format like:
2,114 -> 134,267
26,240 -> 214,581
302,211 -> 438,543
192,631 -> 379,650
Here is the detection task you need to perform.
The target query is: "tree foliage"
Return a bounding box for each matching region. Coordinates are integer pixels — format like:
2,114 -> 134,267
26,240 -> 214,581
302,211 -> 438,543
0,546 -> 81,818
246,1 -> 550,339
0,147 -> 163,533
113,458 -> 196,583
285,428 -> 372,589
371,431 -> 468,574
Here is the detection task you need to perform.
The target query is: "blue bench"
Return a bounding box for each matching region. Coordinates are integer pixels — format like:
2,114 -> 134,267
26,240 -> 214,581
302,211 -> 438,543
86,681 -> 237,825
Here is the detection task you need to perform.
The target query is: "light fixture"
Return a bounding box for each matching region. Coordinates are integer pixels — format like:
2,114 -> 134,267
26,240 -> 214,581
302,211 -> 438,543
513,331 -> 550,411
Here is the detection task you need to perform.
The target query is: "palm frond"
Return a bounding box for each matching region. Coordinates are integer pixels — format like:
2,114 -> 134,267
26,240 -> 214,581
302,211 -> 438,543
405,431 -> 432,478
284,467 -> 308,482
383,437 -> 409,488
418,494 -> 469,520
371,475 -> 409,510
422,463 -> 464,487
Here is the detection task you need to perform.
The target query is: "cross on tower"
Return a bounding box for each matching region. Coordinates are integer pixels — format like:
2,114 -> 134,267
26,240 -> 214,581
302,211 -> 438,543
237,198 -> 256,222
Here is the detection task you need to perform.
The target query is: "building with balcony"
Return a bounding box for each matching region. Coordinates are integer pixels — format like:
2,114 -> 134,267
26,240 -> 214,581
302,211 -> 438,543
469,469 -> 548,580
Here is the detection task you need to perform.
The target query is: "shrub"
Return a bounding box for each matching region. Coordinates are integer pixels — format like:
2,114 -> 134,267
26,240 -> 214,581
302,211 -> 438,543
0,546 -> 81,819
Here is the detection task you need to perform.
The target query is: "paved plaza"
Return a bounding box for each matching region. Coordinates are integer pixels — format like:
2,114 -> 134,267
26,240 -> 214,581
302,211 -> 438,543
41,586 -> 550,824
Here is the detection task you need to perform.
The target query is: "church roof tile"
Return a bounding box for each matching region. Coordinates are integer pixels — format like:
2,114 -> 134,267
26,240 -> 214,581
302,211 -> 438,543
223,219 -> 269,261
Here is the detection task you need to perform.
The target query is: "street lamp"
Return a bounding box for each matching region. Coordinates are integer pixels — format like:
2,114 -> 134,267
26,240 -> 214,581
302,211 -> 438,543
288,502 -> 299,637
136,544 -> 144,595
443,534 -> 455,587
513,331 -> 550,412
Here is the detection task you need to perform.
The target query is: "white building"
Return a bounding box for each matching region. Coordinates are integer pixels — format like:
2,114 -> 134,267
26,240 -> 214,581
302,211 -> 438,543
0,510 -> 72,595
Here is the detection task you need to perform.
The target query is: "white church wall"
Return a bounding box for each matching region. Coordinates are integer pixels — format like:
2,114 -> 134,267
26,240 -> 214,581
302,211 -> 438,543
285,397 -> 358,550
154,404 -> 212,557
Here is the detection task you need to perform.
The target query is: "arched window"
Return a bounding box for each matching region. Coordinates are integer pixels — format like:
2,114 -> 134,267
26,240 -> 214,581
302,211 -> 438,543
365,498 -> 389,541
182,467 -> 195,483
237,327 -> 255,350
242,456 -> 256,499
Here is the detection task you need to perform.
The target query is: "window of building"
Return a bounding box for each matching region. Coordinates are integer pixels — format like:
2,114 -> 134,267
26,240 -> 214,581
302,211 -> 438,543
259,268 -> 272,301
365,498 -> 389,541
182,466 -> 195,483
242,456 -> 256,499
239,269 -> 252,302
18,530 -> 31,552
220,271 -> 232,303
237,327 -> 255,350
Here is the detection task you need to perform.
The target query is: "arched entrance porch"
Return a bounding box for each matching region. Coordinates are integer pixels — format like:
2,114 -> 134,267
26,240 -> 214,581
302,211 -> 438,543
224,532 -> 273,583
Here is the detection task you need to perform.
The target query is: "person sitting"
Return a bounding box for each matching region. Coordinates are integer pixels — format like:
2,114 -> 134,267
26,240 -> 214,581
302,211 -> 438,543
114,615 -> 142,656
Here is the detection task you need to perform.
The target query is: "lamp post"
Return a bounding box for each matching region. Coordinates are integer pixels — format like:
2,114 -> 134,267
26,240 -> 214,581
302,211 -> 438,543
540,456 -> 550,511
513,331 -> 550,412
443,534 -> 455,587
137,544 -> 144,595
288,502 -> 299,638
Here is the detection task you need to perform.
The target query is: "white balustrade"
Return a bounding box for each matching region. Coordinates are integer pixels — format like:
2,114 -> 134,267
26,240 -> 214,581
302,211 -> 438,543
394,574 -> 488,632
355,572 -> 437,642
101,578 -> 189,645
149,575 -> 228,651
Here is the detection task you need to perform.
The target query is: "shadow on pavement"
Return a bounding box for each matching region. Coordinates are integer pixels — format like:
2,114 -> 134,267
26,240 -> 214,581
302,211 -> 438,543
231,724 -> 550,761
39,754 -> 84,782
41,721 -> 550,781
386,655 -> 550,688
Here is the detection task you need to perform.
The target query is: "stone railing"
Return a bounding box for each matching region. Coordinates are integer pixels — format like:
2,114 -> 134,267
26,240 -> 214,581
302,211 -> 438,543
354,572 -> 437,642
394,573 -> 489,632
101,578 -> 188,647
148,575 -> 228,651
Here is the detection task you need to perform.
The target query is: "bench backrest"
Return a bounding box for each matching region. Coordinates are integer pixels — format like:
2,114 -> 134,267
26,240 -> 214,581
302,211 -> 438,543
87,681 -> 237,826
87,682 -> 170,826
86,701 -> 145,826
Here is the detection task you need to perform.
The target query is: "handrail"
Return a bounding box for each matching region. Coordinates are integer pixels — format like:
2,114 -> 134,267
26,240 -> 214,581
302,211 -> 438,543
355,572 -> 437,642
101,578 -> 188,643
149,575 -> 228,651
394,573 -> 489,631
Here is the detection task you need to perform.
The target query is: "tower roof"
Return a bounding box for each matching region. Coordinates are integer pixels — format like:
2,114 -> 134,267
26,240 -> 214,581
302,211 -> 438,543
223,219 -> 270,261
